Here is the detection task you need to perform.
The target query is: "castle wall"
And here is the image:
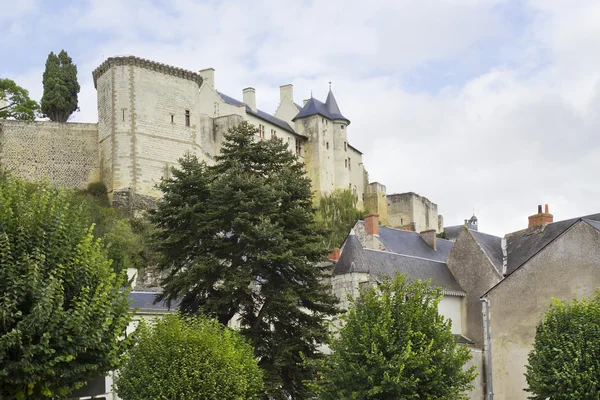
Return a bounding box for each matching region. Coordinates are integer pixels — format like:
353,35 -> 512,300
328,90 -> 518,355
0,120 -> 99,189
348,145 -> 365,209
387,192 -> 440,232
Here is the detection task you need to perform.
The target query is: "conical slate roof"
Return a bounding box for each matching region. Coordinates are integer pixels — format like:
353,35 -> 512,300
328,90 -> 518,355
292,90 -> 350,124
325,89 -> 349,122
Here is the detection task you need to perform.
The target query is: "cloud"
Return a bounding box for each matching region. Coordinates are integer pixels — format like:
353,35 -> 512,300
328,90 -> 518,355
2,0 -> 600,236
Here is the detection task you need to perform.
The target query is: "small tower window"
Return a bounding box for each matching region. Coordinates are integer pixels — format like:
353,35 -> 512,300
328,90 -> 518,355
295,138 -> 302,156
170,114 -> 174,124
348,157 -> 351,170
326,142 -> 329,149
185,110 -> 190,127
345,159 -> 348,168
344,142 -> 347,151
341,125 -> 345,130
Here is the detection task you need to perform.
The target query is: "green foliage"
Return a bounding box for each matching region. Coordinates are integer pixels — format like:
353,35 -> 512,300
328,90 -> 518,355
0,78 -> 40,120
316,189 -> 366,249
436,231 -> 447,239
115,314 -> 263,400
151,121 -> 340,399
0,175 -> 132,399
41,50 -> 80,122
78,182 -> 158,273
525,292 -> 600,399
313,274 -> 476,399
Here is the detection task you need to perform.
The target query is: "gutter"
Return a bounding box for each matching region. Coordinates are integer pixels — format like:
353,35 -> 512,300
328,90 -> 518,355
480,297 -> 494,400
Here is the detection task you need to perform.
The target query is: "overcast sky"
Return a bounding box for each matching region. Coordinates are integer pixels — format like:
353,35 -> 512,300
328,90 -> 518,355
2,0 -> 599,236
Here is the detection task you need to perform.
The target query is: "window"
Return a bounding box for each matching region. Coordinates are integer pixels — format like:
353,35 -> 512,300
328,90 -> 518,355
341,125 -> 345,130
122,109 -> 126,121
170,114 -> 174,124
295,138 -> 302,156
185,110 -> 190,127
322,118 -> 324,124
345,159 -> 348,168
326,142 -> 329,149
271,129 -> 277,139
344,141 -> 347,151
348,157 -> 351,170
259,124 -> 265,139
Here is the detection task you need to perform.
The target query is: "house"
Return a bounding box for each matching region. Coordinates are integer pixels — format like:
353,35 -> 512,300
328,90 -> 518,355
331,213 -> 485,399
447,204 -> 600,400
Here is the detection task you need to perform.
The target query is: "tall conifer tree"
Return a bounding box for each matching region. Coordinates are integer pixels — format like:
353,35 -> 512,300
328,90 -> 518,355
151,121 -> 339,399
41,50 -> 80,122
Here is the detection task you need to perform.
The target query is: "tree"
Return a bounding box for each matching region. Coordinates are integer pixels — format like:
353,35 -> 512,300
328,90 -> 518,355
313,274 -> 476,399
41,50 -> 80,122
525,292 -> 600,399
0,78 -> 40,120
316,189 -> 366,249
151,121 -> 340,399
115,314 -> 263,400
0,174 -> 132,399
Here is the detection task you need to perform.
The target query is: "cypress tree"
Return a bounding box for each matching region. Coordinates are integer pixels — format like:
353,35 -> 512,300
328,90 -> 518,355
151,121 -> 339,399
41,50 -> 80,122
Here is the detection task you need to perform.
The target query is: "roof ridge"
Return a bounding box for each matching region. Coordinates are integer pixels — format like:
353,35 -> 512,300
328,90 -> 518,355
362,247 -> 448,264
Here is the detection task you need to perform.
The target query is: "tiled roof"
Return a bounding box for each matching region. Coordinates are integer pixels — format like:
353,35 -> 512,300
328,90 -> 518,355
129,291 -> 178,313
217,92 -> 298,135
334,234 -> 464,295
470,230 -> 503,274
374,223 -> 454,262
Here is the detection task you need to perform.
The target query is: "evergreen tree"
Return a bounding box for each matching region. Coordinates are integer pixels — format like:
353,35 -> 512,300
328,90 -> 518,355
525,292 -> 600,399
115,314 -> 264,400
151,121 -> 339,399
0,78 -> 40,120
0,175 -> 131,399
313,274 -> 476,399
41,50 -> 80,122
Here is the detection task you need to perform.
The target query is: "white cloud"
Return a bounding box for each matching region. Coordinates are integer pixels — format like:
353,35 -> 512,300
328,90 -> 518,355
3,0 -> 600,236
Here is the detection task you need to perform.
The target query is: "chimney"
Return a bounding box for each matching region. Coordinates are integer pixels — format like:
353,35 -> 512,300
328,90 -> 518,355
364,213 -> 379,235
199,68 -> 215,89
528,204 -> 554,228
243,87 -> 257,112
420,229 -> 437,251
327,247 -> 341,262
280,84 -> 293,103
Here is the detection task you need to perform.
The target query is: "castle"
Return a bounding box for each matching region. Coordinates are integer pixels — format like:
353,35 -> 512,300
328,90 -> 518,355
0,55 -> 442,232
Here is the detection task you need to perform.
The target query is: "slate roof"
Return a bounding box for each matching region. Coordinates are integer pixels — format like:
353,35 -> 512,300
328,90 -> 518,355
504,213 -> 600,275
334,231 -> 464,295
444,225 -> 463,242
293,90 -> 350,124
217,91 -> 298,135
129,291 -> 178,313
372,223 -> 454,262
470,230 -> 503,274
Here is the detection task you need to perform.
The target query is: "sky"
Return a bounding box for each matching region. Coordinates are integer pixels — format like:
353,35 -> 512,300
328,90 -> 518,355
2,0 -> 600,236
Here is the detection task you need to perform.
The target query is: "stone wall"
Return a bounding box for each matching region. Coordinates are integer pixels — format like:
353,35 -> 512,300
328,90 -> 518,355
387,192 -> 440,232
0,120 -> 99,189
487,221 -> 600,400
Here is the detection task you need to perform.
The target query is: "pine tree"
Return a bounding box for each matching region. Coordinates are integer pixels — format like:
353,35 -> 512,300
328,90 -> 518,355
151,121 -> 340,399
525,292 -> 600,399
41,50 -> 80,122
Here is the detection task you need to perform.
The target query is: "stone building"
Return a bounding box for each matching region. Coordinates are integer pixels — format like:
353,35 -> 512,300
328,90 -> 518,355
364,182 -> 443,232
447,205 -> 600,399
330,213 -> 485,399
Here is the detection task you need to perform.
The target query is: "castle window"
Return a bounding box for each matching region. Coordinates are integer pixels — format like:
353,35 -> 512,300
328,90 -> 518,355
348,157 -> 351,170
295,138 -> 302,156
170,114 -> 174,124
345,159 -> 348,168
326,142 -> 329,149
341,125 -> 345,130
122,109 -> 125,121
185,110 -> 190,127
344,141 -> 347,151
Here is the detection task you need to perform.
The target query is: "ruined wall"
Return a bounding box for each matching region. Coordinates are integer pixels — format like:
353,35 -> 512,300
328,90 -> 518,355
0,120 -> 99,189
487,221 -> 600,400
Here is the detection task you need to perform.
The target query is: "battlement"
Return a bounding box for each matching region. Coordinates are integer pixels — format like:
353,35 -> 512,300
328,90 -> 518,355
92,56 -> 204,89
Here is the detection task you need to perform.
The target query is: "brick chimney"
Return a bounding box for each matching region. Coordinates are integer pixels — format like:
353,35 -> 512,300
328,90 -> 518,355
420,229 -> 437,251
528,204 -> 553,228
327,247 -> 341,261
364,213 -> 379,235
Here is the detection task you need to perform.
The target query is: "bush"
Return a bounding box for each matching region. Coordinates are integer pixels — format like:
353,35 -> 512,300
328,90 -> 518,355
115,314 -> 263,400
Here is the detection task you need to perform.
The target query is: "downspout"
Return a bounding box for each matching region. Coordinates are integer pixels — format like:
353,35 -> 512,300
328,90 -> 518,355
480,297 -> 494,400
